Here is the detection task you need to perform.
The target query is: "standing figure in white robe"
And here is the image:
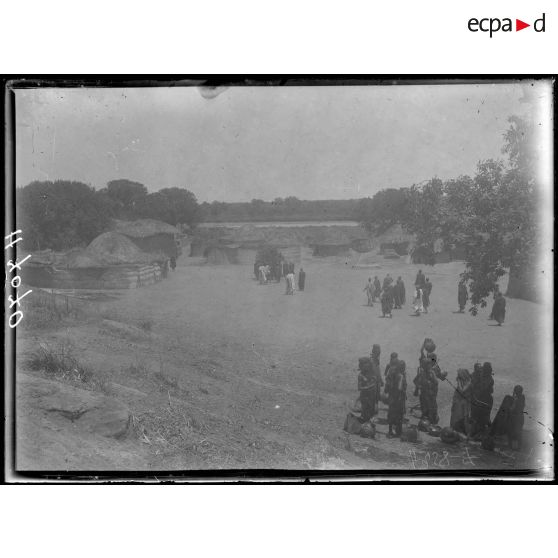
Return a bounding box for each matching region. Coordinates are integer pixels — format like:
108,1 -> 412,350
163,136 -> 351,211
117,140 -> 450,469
413,287 -> 424,315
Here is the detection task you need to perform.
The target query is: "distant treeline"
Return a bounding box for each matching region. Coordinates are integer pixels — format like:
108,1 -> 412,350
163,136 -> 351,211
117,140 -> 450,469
198,197 -> 361,223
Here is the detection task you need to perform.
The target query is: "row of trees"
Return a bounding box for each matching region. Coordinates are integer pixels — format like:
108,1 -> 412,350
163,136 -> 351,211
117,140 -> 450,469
358,116 -> 540,310
17,180 -> 201,251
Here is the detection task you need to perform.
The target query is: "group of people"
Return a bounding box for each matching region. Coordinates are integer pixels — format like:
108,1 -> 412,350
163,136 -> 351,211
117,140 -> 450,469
286,267 -> 306,295
363,275 -> 407,318
255,258 -> 306,294
363,271 -> 433,318
354,338 -> 526,450
357,344 -> 407,438
364,269 -> 505,325
281,261 -> 306,295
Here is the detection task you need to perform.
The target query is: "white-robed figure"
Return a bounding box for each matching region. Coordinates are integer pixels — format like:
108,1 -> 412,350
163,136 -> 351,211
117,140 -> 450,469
413,287 -> 424,315
259,265 -> 268,284
285,272 -> 295,295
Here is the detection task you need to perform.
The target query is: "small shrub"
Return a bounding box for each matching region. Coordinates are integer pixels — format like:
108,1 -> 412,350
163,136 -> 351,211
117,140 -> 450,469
28,341 -> 81,376
27,340 -> 113,394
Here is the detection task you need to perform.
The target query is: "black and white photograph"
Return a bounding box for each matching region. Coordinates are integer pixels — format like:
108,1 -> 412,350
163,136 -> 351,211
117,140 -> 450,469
5,79 -> 554,479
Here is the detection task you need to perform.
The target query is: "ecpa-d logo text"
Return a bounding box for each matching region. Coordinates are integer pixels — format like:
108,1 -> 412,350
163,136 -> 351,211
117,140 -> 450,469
468,13 -> 545,37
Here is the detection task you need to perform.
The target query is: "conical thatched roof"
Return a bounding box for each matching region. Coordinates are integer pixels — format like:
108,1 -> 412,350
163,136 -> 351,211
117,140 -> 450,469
111,218 -> 179,238
70,232 -> 156,266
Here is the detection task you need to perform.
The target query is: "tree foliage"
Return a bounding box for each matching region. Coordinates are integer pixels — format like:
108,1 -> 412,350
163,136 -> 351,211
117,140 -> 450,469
17,179 -> 201,251
17,180 -> 112,251
354,116 -> 539,312
408,117 -> 538,311
405,179 -> 446,265
357,188 -> 411,236
134,188 -> 200,227
103,179 -> 148,217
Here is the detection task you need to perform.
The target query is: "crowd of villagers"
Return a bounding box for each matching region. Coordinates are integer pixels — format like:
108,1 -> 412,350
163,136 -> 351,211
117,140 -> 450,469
254,257 -> 306,295
355,338 -> 525,449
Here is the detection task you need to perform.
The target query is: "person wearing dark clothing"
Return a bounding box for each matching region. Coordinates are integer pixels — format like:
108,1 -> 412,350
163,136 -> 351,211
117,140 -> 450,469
458,280 -> 468,312
490,385 -> 525,450
385,359 -> 407,437
170,256 -> 176,271
450,369 -> 473,435
369,344 -> 384,410
413,344 -> 447,425
370,343 -> 381,363
396,277 -> 405,307
298,268 -> 306,291
364,278 -> 374,306
381,286 -> 393,318
470,362 -> 494,435
415,269 -> 426,289
373,276 -> 382,301
491,292 -> 506,325
357,355 -> 383,423
422,278 -> 432,313
161,260 -> 169,279
489,286 -> 500,319
508,385 -> 526,449
281,261 -> 288,279
384,352 -> 399,377
425,278 -> 432,295
382,274 -> 393,290
422,289 -> 429,313
393,280 -> 402,309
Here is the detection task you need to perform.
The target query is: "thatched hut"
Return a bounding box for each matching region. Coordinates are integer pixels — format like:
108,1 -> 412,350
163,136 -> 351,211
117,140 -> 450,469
111,219 -> 180,259
73,232 -> 159,267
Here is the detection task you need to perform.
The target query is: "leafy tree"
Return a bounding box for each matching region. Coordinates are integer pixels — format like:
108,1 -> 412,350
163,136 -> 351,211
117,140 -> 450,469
134,192 -> 172,224
357,188 -> 411,236
158,187 -> 200,227
403,117 -> 539,312
456,124 -> 538,308
17,180 -> 111,250
134,187 -> 200,227
405,178 -> 445,265
104,179 -> 148,217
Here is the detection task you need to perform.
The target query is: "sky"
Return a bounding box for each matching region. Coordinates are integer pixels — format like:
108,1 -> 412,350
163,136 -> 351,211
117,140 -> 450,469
14,82 -> 548,203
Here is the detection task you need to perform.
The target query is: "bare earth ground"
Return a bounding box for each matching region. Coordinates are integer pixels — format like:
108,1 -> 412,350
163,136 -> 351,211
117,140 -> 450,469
15,256 -> 554,475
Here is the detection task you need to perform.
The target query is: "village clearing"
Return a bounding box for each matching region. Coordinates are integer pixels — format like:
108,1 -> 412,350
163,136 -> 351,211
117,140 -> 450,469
15,256 -> 553,474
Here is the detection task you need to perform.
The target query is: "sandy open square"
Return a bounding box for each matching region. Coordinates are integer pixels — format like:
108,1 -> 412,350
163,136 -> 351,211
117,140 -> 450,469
16,255 -> 553,474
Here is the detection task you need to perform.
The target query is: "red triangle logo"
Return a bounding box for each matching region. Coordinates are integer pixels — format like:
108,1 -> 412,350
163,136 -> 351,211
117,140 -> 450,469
516,19 -> 530,31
